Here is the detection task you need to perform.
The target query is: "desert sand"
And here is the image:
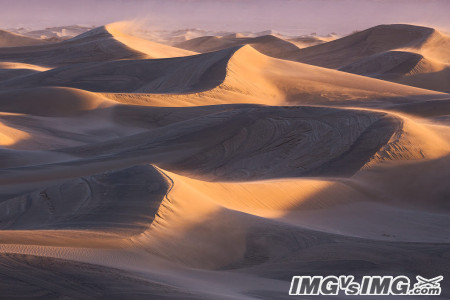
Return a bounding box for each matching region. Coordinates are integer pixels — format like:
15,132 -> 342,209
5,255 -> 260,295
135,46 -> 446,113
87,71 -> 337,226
175,34 -> 300,60
0,30 -> 49,47
0,22 -> 449,299
290,24 -> 450,92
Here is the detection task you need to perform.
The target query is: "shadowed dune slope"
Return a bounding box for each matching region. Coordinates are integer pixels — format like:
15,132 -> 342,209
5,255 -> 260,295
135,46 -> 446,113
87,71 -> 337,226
339,51 -> 426,77
130,156 -> 450,270
292,24 -> 450,92
0,24 -> 194,67
0,23 -> 449,300
0,47 -> 236,93
0,86 -> 148,151
340,51 -> 450,92
0,30 -> 48,47
0,98 -> 447,235
0,100 -> 448,298
0,87 -> 113,117
0,45 -> 444,106
290,24 -> 436,68
0,94 -> 447,183
0,165 -> 168,234
0,253 -> 204,300
0,62 -> 50,82
175,34 -> 300,59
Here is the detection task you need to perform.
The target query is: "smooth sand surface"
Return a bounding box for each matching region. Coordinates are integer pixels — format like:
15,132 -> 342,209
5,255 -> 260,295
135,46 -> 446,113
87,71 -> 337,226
0,25 -> 195,68
175,34 -> 300,59
286,24 -> 450,92
0,30 -> 49,47
0,23 -> 449,299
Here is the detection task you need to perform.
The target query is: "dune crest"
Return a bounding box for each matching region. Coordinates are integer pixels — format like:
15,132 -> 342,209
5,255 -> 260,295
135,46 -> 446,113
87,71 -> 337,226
1,44 -> 444,108
290,24 -> 450,92
0,29 -> 48,47
0,24 -> 195,68
105,22 -> 196,58
0,21 -> 449,299
175,33 -> 300,59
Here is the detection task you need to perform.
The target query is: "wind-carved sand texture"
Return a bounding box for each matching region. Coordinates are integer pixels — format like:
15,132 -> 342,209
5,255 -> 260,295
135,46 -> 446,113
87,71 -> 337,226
0,23 -> 449,299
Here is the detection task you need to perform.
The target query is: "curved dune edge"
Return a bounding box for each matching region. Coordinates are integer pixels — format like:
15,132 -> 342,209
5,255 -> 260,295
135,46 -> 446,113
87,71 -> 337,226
308,24 -> 450,92
1,43 -> 445,106
289,24 -> 443,68
0,108 -> 447,229
0,120 -> 31,146
0,62 -> 50,72
0,110 -> 448,297
0,86 -> 115,117
0,153 -> 449,272
0,103 -> 447,181
0,29 -> 48,47
0,24 -> 197,69
101,44 -> 447,107
339,48 -> 450,92
174,32 -> 300,60
216,45 -> 444,104
0,92 -> 447,178
105,22 -> 197,58
0,62 -> 51,82
132,156 -> 450,267
0,23 -> 449,299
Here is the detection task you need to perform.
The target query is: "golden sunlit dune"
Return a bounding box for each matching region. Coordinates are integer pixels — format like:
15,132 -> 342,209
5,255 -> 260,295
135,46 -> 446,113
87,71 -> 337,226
0,25 -> 195,68
0,62 -> 50,81
1,44 -> 445,108
290,24 -> 436,68
0,20 -> 449,299
288,24 -> 450,92
106,22 -> 196,58
0,62 -> 49,72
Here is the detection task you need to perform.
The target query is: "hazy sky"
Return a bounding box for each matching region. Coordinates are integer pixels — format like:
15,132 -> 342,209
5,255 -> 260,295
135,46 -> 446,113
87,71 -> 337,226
1,0 -> 450,35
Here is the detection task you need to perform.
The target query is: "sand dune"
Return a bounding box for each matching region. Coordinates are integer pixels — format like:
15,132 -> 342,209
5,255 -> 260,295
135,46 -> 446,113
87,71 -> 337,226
0,87 -> 113,117
339,47 -> 450,92
291,24 -> 436,68
1,45 -> 444,107
0,24 -> 194,67
174,31 -> 337,55
0,47 -> 233,93
0,29 -> 48,47
0,21 -> 449,299
389,65 -> 450,92
104,22 -> 196,58
0,61 -> 49,81
175,34 -> 300,59
291,24 -> 450,92
339,50 -> 450,91
132,155 -> 450,269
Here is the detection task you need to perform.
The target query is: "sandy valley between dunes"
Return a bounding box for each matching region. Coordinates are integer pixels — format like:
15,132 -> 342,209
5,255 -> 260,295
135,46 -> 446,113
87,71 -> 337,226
0,22 -> 448,299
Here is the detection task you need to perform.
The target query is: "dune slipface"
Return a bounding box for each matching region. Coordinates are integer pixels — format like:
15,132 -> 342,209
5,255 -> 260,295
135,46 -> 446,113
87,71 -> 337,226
0,20 -> 449,300
289,24 -> 450,92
